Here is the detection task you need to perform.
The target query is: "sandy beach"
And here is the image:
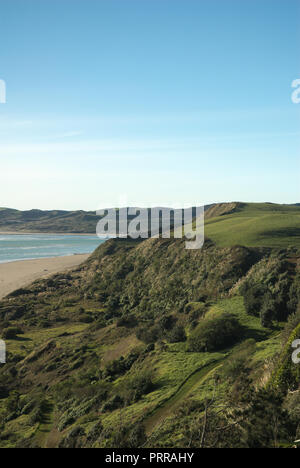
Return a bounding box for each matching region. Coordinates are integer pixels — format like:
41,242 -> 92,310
0,254 -> 89,300
0,231 -> 95,236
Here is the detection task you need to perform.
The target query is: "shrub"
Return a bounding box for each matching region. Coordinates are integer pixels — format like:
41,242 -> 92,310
2,327 -> 24,340
260,294 -> 276,328
242,388 -> 297,448
0,386 -> 9,399
281,305 -> 300,346
136,325 -> 160,344
29,407 -> 44,424
241,283 -> 267,317
87,420 -> 103,442
102,394 -> 124,412
129,372 -> 153,402
119,369 -> 154,404
107,421 -> 146,448
104,350 -> 141,380
158,315 -> 176,331
167,325 -> 187,343
240,266 -> 292,324
106,296 -> 120,312
188,313 -> 243,352
79,314 -> 93,323
59,426 -> 85,448
127,423 -> 146,447
185,302 -> 206,316
116,314 -> 137,328
21,401 -> 35,415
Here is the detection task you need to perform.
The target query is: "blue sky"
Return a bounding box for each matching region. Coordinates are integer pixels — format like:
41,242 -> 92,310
0,0 -> 299,210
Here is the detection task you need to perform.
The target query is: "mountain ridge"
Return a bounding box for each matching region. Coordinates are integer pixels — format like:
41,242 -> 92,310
0,203 -> 300,248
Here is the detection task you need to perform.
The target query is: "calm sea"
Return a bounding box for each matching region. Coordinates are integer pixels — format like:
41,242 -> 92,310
0,234 -> 105,263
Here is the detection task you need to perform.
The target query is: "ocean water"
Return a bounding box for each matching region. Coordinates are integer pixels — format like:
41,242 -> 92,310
0,234 -> 105,263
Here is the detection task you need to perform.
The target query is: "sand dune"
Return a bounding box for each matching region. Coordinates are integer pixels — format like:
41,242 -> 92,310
0,254 -> 89,300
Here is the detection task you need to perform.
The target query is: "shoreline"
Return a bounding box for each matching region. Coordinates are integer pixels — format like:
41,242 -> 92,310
0,231 -> 97,236
0,252 -> 88,265
0,254 -> 90,300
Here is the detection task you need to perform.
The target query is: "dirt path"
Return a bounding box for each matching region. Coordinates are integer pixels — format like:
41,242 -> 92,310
144,360 -> 222,435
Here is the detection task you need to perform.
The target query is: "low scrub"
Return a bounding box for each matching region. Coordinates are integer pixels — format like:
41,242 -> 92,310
188,313 -> 244,352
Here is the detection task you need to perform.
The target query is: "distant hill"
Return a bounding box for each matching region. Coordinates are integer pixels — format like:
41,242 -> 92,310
1,203 -> 300,249
0,208 -> 100,233
0,206 -> 205,234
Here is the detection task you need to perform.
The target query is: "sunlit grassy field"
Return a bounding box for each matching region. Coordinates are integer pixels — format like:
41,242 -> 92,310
205,203 -> 300,248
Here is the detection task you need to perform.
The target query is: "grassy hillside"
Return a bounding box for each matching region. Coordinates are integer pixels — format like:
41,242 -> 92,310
0,206 -> 202,234
0,202 -> 300,447
0,232 -> 299,448
1,203 -> 300,249
205,202 -> 300,248
0,208 -> 101,233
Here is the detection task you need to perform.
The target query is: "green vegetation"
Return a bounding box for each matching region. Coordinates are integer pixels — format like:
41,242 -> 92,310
0,208 -> 102,233
205,202 -> 300,248
2,202 -> 300,243
2,327 -> 24,340
188,313 -> 243,352
0,202 -> 299,447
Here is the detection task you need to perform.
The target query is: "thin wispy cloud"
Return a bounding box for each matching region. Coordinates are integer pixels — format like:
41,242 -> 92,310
0,0 -> 298,209
51,131 -> 84,139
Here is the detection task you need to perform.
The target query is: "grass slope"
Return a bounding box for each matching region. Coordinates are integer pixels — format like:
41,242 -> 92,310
0,204 -> 299,448
205,203 -> 300,248
0,208 -> 101,233
1,203 -> 300,249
